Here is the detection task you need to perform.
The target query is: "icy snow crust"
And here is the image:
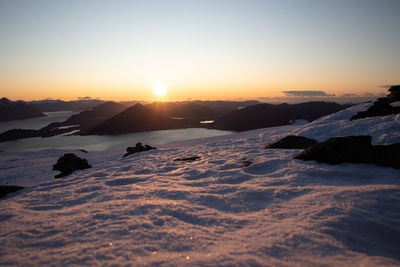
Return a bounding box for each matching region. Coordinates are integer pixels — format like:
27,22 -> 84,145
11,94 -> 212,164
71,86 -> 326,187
1,103 -> 400,266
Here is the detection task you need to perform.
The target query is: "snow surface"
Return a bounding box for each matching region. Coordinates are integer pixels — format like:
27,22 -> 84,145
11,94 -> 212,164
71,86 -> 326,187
0,103 -> 399,266
291,102 -> 400,145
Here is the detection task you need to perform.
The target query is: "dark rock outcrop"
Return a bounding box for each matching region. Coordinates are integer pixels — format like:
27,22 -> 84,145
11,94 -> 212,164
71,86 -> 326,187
294,135 -> 400,169
350,98 -> 400,120
123,143 -> 156,157
388,85 -> 400,101
0,185 -> 25,199
53,153 -> 92,178
265,136 -> 318,149
351,85 -> 400,120
174,156 -> 201,162
0,97 -> 46,122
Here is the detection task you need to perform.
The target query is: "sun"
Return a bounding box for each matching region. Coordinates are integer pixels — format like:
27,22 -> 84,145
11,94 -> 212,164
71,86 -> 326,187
153,82 -> 167,97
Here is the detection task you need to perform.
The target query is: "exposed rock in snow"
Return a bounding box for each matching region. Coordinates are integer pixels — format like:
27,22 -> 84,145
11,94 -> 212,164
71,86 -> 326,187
295,135 -> 400,169
290,102 -> 400,145
122,143 -> 156,158
351,98 -> 400,120
265,135 -> 317,149
53,153 -> 92,178
0,185 -> 25,199
351,85 -> 400,120
173,156 -> 202,162
388,85 -> 400,101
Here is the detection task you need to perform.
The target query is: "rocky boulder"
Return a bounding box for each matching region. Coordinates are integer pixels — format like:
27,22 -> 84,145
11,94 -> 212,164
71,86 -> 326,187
123,143 -> 156,157
0,185 -> 25,199
53,153 -> 92,178
294,135 -> 400,169
265,135 -> 318,149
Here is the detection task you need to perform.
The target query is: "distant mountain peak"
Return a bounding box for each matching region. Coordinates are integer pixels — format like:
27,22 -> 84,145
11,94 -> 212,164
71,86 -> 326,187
132,103 -> 144,108
0,97 -> 46,122
124,103 -> 148,112
0,97 -> 11,105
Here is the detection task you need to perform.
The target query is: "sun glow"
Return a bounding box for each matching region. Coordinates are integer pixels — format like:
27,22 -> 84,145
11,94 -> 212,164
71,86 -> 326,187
153,82 -> 167,97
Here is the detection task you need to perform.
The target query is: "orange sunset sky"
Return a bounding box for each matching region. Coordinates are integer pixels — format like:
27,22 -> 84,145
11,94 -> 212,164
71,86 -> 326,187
0,0 -> 399,102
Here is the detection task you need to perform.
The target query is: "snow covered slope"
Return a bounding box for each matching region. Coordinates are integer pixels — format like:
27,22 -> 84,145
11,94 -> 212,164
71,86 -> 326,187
291,102 -> 400,145
0,103 -> 399,266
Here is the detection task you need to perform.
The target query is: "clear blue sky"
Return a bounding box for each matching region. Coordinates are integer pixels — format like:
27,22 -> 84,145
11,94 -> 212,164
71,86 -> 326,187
0,0 -> 399,101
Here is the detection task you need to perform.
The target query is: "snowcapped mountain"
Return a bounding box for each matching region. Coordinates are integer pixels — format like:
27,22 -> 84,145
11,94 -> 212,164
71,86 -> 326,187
0,103 -> 399,266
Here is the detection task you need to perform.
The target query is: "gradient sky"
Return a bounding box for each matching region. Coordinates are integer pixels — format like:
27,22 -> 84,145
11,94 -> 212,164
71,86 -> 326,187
0,0 -> 399,101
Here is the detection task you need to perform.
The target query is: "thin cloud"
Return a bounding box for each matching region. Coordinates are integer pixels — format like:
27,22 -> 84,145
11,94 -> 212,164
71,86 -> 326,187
282,91 -> 335,97
363,92 -> 375,97
78,96 -> 93,100
379,85 -> 396,88
78,96 -> 100,100
341,93 -> 357,97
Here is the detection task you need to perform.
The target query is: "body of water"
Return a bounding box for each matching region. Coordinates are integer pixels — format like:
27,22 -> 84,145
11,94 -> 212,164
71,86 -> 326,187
0,111 -> 80,133
0,112 -> 233,154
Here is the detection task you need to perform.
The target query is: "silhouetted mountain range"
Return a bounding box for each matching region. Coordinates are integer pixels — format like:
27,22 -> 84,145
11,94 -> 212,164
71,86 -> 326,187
88,103 -> 184,135
0,102 -> 125,142
0,99 -> 349,141
0,98 -> 46,122
213,102 -> 349,131
41,102 -> 126,134
192,100 -> 260,114
29,99 -> 106,112
145,102 -> 217,123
